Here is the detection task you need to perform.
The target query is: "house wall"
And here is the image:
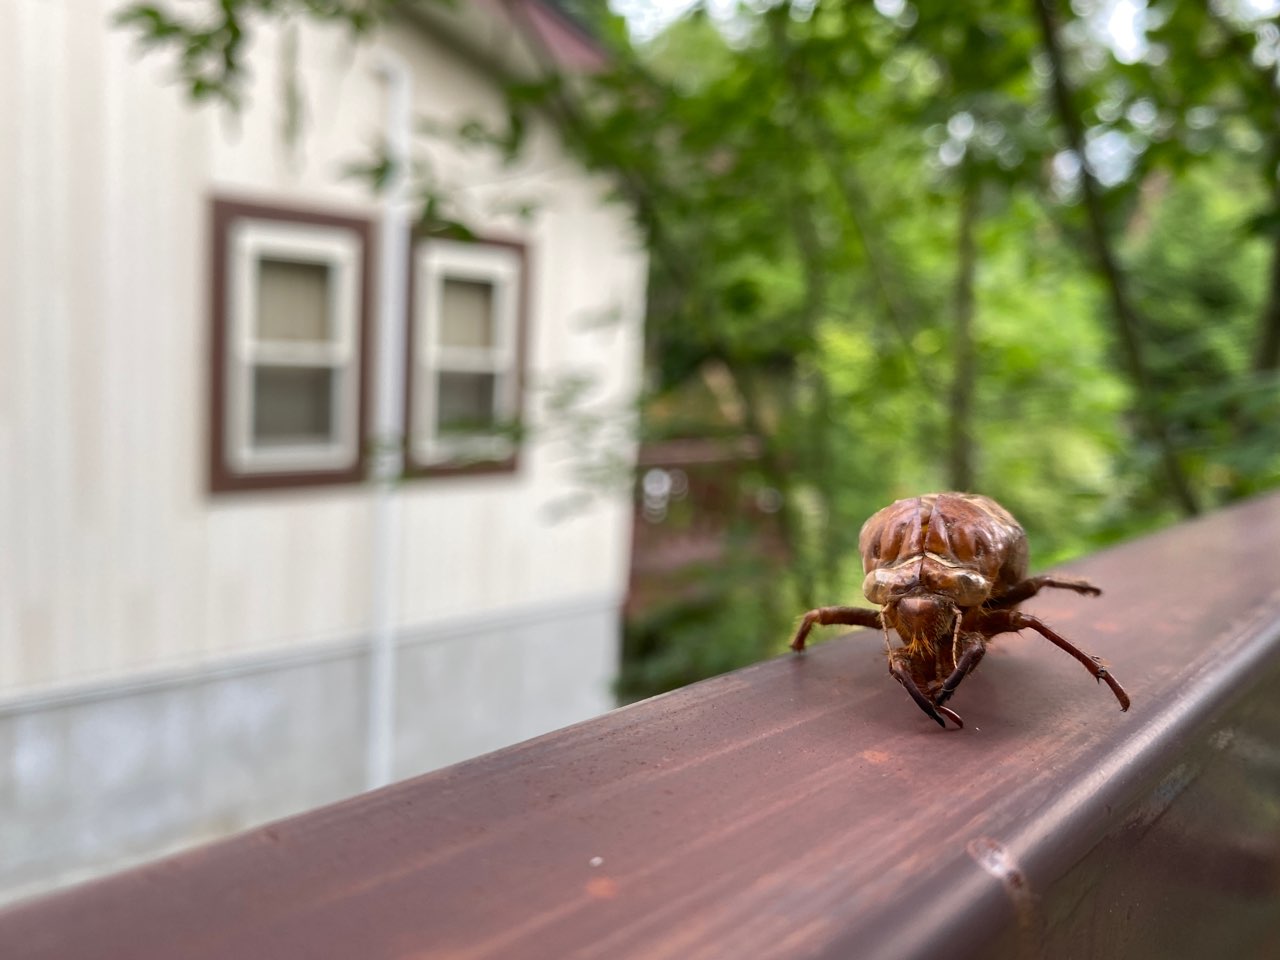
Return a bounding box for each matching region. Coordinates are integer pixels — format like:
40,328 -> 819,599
0,1 -> 645,901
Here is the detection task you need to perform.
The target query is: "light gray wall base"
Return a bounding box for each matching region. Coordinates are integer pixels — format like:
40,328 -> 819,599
0,596 -> 620,906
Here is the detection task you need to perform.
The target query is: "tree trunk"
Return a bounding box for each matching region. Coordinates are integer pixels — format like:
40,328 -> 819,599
1253,177 -> 1280,375
725,363 -> 819,610
764,11 -> 922,366
949,174 -> 980,492
1033,0 -> 1201,516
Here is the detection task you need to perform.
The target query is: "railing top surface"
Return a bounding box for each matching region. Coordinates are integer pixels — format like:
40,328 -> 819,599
7,493 -> 1280,960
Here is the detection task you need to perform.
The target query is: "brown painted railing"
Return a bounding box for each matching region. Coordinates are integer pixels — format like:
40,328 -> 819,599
6,494 -> 1280,959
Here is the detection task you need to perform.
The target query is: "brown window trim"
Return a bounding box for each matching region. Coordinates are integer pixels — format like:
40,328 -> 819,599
208,196 -> 374,494
402,233 -> 530,480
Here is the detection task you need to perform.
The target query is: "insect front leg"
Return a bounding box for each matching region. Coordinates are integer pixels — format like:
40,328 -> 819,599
887,650 -> 964,729
935,640 -> 986,708
790,606 -> 882,652
986,575 -> 1102,609
976,609 -> 1131,711
888,658 -> 948,729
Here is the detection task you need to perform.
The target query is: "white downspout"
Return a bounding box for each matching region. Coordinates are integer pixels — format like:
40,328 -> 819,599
366,49 -> 412,791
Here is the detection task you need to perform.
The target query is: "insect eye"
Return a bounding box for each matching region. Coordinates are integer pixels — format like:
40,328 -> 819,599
952,571 -> 990,603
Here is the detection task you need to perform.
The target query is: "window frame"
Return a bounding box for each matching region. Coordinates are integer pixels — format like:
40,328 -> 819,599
209,197 -> 373,493
404,235 -> 529,478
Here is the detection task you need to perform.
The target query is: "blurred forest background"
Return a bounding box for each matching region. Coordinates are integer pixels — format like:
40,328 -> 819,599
121,0 -> 1280,700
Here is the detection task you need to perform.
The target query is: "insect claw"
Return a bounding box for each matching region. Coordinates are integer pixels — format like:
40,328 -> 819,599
892,666 -> 947,728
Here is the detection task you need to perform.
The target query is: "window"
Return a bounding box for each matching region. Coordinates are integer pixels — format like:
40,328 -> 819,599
407,238 -> 526,473
210,199 -> 372,491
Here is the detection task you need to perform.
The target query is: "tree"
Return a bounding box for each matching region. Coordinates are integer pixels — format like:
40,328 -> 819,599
117,0 -> 1280,699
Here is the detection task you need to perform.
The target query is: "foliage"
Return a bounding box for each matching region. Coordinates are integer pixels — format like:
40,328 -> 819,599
114,0 -> 408,106
117,0 -> 1280,701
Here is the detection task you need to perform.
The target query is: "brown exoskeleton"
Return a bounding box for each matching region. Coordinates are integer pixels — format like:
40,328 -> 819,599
790,492 -> 1130,728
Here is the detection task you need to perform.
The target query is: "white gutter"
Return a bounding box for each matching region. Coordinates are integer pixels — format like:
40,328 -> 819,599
366,48 -> 412,791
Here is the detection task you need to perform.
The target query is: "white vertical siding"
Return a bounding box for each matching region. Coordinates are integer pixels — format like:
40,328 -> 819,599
0,3 -> 647,697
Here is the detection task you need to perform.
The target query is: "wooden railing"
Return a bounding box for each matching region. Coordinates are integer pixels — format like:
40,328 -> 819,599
6,494 -> 1280,959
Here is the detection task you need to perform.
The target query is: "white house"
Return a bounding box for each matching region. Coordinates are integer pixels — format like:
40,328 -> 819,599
0,0 -> 647,903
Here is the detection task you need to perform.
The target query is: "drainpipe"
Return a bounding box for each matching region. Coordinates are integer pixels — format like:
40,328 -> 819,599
366,49 -> 412,791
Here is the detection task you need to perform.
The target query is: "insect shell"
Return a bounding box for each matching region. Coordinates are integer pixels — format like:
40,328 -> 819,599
790,492 -> 1130,729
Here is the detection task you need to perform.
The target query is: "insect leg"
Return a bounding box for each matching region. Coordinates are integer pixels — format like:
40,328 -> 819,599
986,575 -> 1102,609
888,659 -> 953,728
948,601 -> 963,664
936,705 -> 965,727
935,641 -> 987,707
977,609 -> 1131,711
790,606 -> 881,652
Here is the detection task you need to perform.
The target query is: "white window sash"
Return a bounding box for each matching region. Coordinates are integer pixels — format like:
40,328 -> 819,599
226,219 -> 363,474
412,240 -> 521,465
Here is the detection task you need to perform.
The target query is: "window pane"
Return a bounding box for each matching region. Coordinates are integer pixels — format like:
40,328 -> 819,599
253,366 -> 335,444
439,278 -> 495,348
437,371 -> 497,433
257,258 -> 332,342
